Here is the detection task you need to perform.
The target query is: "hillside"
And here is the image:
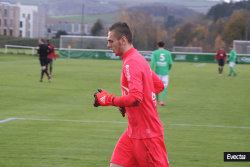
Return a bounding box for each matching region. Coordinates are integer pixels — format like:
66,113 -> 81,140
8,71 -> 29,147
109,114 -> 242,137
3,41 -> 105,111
5,0 -> 225,15
51,5 -> 200,24
207,1 -> 250,21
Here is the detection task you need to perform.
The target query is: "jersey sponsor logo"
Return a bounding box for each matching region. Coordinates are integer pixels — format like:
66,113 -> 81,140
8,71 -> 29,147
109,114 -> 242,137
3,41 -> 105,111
220,54 -> 223,56
174,55 -> 186,60
156,62 -> 167,66
146,129 -> 150,134
125,65 -> 131,82
100,96 -> 105,104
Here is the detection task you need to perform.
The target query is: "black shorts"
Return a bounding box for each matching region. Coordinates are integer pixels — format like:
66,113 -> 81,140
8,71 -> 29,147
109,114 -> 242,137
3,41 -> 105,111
39,57 -> 48,66
48,58 -> 53,64
218,59 -> 225,66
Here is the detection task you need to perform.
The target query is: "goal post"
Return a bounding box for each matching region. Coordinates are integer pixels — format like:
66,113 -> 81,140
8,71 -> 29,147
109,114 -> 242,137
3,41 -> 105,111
173,46 -> 202,53
60,35 -> 108,49
5,45 -> 36,55
4,45 -> 59,55
233,40 -> 250,55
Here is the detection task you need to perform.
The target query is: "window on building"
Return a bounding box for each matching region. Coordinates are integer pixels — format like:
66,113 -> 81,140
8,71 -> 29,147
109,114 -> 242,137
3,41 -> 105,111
28,14 -> 30,20
23,14 -> 25,18
4,19 -> 7,27
10,6 -> 13,19
4,9 -> 7,17
19,30 -> 22,37
20,21 -> 22,28
4,29 -> 7,35
10,20 -> 13,28
9,30 -> 12,36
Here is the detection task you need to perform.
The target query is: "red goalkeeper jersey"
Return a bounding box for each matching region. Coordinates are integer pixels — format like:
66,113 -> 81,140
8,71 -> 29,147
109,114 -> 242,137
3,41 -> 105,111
113,47 -> 164,139
47,44 -> 55,59
214,50 -> 227,60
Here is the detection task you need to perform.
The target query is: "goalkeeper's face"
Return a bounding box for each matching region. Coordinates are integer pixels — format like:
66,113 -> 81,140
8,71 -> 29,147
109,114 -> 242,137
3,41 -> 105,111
107,31 -> 123,56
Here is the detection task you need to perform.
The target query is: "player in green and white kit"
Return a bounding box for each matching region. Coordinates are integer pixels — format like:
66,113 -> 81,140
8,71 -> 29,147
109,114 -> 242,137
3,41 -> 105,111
228,45 -> 237,76
151,41 -> 173,106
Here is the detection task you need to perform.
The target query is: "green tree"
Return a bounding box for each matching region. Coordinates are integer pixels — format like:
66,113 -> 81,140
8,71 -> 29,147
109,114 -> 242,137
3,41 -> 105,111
91,19 -> 104,36
174,23 -> 193,46
55,30 -> 67,38
222,9 -> 249,44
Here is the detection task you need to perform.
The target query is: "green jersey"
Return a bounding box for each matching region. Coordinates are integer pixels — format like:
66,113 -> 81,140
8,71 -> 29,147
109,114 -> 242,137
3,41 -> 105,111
228,50 -> 236,62
151,49 -> 173,75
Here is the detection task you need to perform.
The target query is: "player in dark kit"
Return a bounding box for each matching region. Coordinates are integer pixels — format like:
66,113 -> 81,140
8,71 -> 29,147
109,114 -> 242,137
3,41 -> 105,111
37,38 -> 51,82
214,46 -> 227,76
46,40 -> 55,77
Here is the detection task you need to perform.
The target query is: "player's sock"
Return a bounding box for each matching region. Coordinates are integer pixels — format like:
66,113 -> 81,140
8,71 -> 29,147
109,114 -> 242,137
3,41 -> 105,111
229,68 -> 232,74
218,68 -> 220,74
43,69 -> 49,76
161,88 -> 167,102
221,68 -> 223,74
232,68 -> 236,74
41,70 -> 44,79
156,94 -> 159,102
50,66 -> 52,74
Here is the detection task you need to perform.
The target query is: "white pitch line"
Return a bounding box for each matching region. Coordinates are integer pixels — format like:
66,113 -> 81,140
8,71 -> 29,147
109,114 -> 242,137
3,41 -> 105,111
0,60 -> 38,64
170,124 -> 250,129
0,118 -> 17,123
14,118 -> 128,124
196,63 -> 206,67
1,118 -> 250,129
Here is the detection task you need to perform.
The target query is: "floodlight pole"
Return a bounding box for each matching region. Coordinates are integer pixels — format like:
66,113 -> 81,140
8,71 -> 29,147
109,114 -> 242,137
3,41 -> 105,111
246,10 -> 249,41
163,6 -> 167,44
81,4 -> 84,48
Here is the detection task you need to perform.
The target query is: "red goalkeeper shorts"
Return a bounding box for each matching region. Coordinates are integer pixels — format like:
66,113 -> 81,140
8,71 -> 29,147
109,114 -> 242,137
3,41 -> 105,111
110,131 -> 170,167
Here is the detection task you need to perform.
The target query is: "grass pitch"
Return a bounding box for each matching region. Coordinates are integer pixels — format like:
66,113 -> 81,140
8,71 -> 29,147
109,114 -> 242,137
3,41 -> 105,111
0,54 -> 249,167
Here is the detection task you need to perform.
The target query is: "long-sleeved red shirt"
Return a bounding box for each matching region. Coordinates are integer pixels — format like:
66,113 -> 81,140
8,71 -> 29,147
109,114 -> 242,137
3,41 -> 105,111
47,44 -> 55,59
214,50 -> 227,60
113,47 -> 164,139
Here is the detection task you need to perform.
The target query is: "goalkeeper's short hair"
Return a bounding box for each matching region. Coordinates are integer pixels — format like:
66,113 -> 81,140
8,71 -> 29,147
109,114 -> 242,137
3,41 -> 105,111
109,22 -> 132,44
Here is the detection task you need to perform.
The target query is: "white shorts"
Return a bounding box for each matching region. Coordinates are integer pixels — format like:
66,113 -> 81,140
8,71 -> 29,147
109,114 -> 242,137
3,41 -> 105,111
157,75 -> 169,87
229,62 -> 235,68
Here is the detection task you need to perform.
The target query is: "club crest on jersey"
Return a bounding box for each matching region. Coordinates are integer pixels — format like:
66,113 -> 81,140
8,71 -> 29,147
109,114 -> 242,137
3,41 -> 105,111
125,65 -> 131,82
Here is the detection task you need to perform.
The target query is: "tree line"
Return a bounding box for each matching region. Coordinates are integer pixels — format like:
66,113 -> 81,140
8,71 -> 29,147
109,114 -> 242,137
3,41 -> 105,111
90,2 -> 250,53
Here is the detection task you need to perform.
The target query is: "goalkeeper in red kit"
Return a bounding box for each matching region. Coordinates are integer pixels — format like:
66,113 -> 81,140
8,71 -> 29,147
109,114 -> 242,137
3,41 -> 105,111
214,46 -> 227,76
46,40 -> 55,77
93,22 -> 170,167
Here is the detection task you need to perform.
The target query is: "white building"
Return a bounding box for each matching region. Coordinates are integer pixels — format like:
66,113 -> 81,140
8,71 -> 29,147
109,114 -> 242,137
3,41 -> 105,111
17,3 -> 45,38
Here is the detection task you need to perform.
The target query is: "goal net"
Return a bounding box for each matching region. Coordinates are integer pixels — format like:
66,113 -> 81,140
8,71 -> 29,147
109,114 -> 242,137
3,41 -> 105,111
233,40 -> 250,55
173,46 -> 202,53
60,35 -> 108,50
4,45 -> 36,55
4,45 -> 59,55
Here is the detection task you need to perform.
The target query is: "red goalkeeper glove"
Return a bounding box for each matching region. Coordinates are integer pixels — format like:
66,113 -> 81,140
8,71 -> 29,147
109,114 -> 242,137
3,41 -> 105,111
93,89 -> 115,107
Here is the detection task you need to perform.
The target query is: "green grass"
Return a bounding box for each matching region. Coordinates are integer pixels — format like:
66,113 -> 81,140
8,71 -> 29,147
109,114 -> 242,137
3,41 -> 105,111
51,13 -> 118,23
0,54 -> 249,167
